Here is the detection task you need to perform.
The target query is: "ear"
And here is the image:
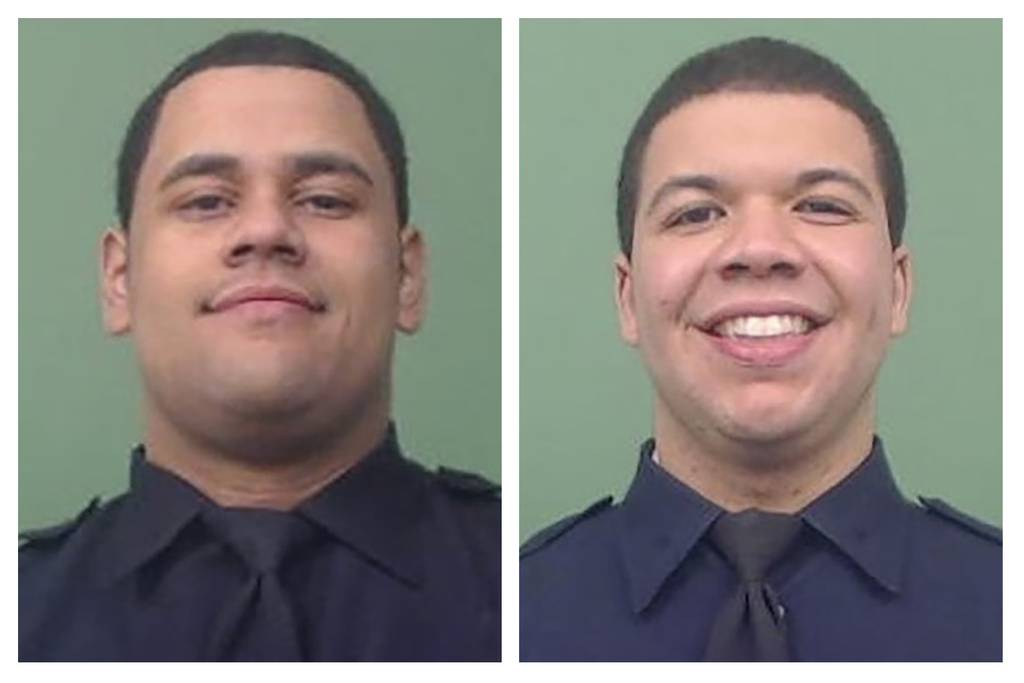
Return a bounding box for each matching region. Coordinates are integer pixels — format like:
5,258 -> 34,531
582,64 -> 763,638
614,252 -> 640,346
100,227 -> 132,335
889,244 -> 913,337
396,226 -> 427,334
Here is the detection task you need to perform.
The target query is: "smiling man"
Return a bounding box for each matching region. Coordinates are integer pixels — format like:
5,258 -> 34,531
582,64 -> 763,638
20,31 -> 499,662
520,37 -> 1000,661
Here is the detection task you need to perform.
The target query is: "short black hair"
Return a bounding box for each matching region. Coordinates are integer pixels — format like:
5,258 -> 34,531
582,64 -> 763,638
616,36 -> 906,257
116,30 -> 408,231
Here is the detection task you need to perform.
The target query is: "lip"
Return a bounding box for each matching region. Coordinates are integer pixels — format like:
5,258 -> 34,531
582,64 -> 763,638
695,300 -> 831,367
205,283 -> 323,314
704,326 -> 822,366
698,300 -> 830,334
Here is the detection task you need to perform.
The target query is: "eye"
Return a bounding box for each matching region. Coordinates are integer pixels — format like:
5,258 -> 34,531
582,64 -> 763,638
665,204 -> 727,229
296,193 -> 355,218
177,194 -> 235,220
793,197 -> 857,222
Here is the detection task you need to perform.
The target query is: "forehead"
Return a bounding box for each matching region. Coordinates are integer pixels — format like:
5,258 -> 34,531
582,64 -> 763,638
640,91 -> 880,195
143,65 -> 383,177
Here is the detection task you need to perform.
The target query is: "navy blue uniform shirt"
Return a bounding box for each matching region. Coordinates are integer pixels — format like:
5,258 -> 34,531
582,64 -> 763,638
21,426 -> 500,661
520,437 -> 1001,661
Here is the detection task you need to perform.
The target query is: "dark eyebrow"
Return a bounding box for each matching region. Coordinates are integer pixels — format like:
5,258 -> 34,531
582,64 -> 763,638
794,167 -> 874,203
157,151 -> 375,192
645,174 -> 721,217
158,153 -> 241,191
644,167 -> 876,217
287,152 -> 374,187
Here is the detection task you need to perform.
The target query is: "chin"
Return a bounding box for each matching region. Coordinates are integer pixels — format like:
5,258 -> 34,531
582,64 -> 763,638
209,372 -> 322,420
715,400 -> 820,448
721,422 -> 807,448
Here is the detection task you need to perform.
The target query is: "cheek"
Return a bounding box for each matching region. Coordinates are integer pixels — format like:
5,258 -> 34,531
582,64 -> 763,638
127,239 -> 201,316
817,242 -> 894,330
316,229 -> 400,309
634,250 -> 704,326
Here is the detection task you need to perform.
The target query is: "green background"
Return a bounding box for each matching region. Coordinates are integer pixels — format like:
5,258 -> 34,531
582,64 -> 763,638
520,19 -> 1002,540
19,19 -> 501,530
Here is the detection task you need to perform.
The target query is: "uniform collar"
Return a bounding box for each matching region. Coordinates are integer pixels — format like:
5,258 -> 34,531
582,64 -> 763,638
616,435 -> 910,614
801,437 -> 910,594
98,445 -> 207,586
98,424 -> 427,587
298,426 -> 427,586
617,439 -> 722,614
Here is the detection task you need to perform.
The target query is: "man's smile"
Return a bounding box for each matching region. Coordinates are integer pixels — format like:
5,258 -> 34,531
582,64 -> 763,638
694,301 -> 831,367
199,281 -> 327,324
205,282 -> 324,312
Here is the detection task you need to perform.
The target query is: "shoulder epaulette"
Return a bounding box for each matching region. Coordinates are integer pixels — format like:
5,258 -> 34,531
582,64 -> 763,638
19,497 -> 101,548
520,496 -> 613,559
918,496 -> 1002,545
436,466 -> 501,499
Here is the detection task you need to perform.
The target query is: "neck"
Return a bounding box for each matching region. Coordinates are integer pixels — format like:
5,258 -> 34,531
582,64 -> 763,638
652,400 -> 876,513
143,405 -> 390,511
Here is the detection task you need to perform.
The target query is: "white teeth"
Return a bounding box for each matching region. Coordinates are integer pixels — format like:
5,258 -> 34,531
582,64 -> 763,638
715,314 -> 812,338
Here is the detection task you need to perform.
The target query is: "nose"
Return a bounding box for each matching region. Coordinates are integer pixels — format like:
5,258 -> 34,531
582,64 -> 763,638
713,201 -> 805,281
222,193 -> 308,268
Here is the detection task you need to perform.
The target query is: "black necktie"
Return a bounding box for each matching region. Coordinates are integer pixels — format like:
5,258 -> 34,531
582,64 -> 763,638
203,507 -> 317,661
703,509 -> 803,662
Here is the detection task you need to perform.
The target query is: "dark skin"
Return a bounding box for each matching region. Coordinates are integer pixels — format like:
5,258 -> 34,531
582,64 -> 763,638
100,66 -> 427,510
614,92 -> 912,512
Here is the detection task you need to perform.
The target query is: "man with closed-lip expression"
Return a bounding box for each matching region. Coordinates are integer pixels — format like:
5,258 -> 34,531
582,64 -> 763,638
20,31 -> 499,662
520,36 -> 1000,662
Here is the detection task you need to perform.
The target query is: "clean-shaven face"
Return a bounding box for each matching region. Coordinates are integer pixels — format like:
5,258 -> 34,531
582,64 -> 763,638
616,91 -> 911,455
103,66 -> 424,460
